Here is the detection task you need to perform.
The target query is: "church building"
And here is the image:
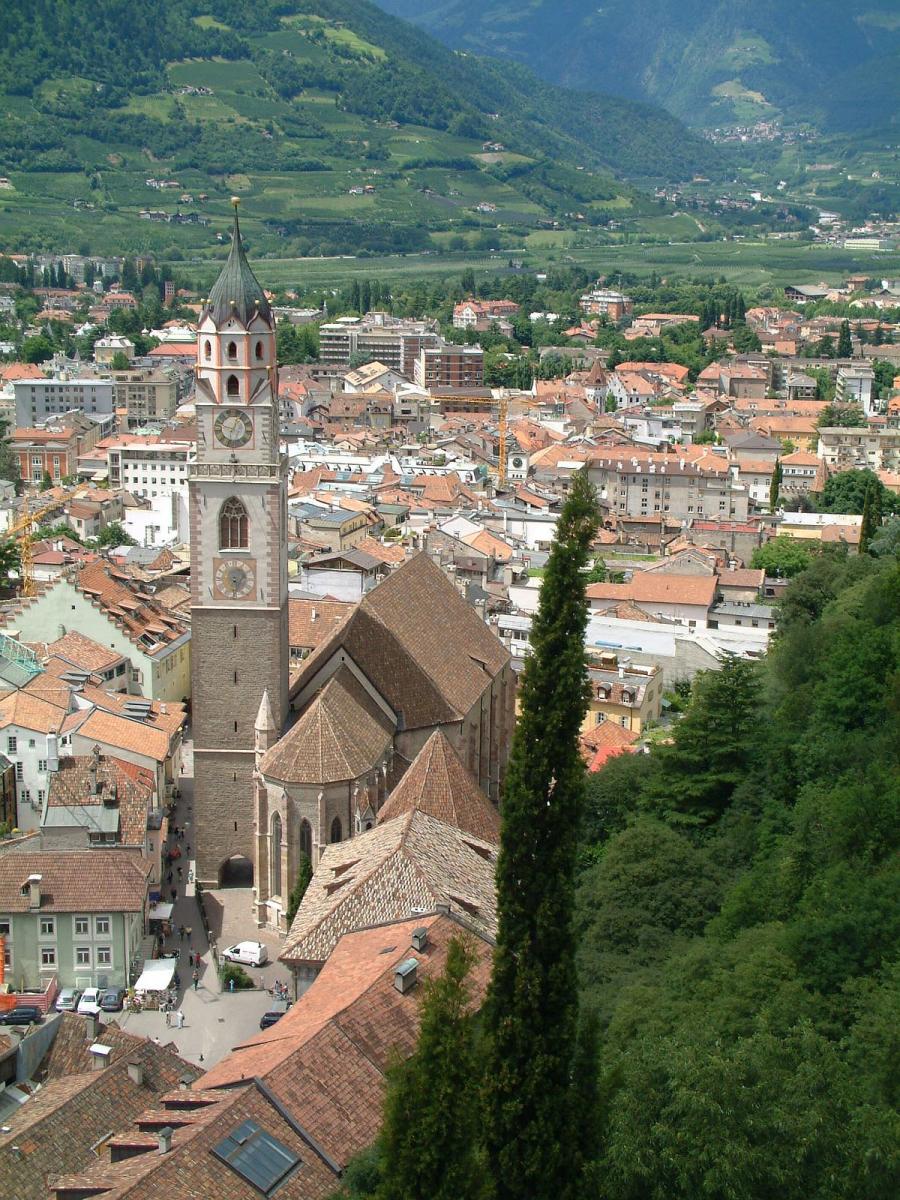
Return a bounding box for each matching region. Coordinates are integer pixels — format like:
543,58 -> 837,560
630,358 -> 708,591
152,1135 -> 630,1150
190,208 -> 515,923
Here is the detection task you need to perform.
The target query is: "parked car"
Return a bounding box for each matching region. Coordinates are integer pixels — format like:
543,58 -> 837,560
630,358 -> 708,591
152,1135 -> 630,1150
259,999 -> 289,1030
55,987 -> 82,1012
221,941 -> 268,968
100,987 -> 125,1012
0,1006 -> 42,1025
77,987 -> 103,1015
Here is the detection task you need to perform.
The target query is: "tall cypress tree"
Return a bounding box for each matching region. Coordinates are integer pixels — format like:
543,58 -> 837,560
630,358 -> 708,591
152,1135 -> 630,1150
483,469 -> 598,1200
378,936 -> 485,1200
770,458 -> 783,510
837,319 -> 852,358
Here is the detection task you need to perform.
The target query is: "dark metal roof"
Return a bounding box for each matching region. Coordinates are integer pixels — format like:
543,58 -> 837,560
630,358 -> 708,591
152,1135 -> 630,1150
204,204 -> 272,328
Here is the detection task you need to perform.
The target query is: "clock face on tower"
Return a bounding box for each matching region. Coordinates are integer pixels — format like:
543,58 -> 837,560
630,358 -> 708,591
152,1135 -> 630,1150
214,408 -> 253,448
214,557 -> 257,601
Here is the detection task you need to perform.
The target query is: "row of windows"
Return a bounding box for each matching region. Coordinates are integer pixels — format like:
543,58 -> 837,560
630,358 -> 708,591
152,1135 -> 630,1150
203,339 -> 266,362
36,915 -> 111,937
37,945 -> 112,968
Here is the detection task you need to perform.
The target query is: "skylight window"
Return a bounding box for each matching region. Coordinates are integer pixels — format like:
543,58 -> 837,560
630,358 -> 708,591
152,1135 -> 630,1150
212,1120 -> 300,1194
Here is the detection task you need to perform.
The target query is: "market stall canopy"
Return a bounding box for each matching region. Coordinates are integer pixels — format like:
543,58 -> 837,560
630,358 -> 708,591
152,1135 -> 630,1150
148,902 -> 174,921
133,958 -> 176,992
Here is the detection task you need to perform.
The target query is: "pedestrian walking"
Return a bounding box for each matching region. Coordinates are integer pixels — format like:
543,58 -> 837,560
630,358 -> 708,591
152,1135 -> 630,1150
170,887 -> 177,903
166,870 -> 172,885
179,925 -> 185,941
185,844 -> 191,856
185,926 -> 193,942
177,866 -> 183,879
192,968 -> 199,991
176,1010 -> 184,1029
165,1009 -> 171,1027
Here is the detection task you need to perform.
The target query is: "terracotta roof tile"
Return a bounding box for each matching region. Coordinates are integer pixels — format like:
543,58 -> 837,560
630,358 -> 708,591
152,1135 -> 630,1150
587,570 -> 717,608
0,690 -> 69,735
0,849 -> 150,912
73,709 -> 173,763
47,753 -> 153,846
376,731 -> 500,842
280,812 -> 497,967
260,666 -> 393,785
47,630 -> 125,673
287,598 -> 353,652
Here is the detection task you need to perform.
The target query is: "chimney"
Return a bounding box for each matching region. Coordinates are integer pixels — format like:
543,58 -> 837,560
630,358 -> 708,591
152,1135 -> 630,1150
157,1127 -> 174,1155
89,744 -> 102,795
393,958 -> 418,994
26,874 -> 42,910
89,1040 -> 111,1070
126,1060 -> 144,1086
411,927 -> 428,953
618,663 -> 625,680
46,732 -> 59,773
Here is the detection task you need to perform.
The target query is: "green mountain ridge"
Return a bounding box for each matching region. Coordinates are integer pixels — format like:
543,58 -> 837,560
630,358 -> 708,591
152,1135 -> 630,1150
0,0 -> 720,258
375,0 -> 900,131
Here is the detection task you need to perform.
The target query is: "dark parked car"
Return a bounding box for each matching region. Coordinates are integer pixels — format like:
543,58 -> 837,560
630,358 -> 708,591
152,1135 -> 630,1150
100,987 -> 125,1012
0,1006 -> 42,1025
259,999 -> 289,1030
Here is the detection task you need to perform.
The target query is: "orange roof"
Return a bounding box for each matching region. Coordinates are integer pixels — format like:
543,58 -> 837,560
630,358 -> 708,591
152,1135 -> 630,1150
617,361 -> 690,382
73,709 -> 173,763
781,450 -> 821,465
147,342 -> 195,357
0,691 -> 68,735
0,362 -> 45,382
587,570 -> 717,608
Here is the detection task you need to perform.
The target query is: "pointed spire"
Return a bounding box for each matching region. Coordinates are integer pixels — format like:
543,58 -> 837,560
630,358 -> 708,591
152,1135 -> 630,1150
255,688 -> 277,734
204,197 -> 272,328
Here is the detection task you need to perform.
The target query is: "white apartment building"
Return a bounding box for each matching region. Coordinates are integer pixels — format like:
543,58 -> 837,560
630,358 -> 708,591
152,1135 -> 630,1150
835,364 -> 875,415
107,437 -> 195,500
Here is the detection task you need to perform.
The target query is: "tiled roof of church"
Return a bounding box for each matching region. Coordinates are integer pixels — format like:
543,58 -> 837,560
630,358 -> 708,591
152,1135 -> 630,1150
260,665 -> 393,785
376,730 -> 500,842
290,553 -> 509,729
279,810 -> 497,968
203,203 -> 272,328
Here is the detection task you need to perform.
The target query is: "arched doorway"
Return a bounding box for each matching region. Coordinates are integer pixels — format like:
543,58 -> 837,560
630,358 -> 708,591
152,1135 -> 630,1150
270,813 -> 282,898
219,855 -> 254,887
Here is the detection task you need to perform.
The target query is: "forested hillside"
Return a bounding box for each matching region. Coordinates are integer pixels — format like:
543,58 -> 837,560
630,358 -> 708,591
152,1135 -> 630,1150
574,549 -> 899,1195
376,0 -> 900,131
0,0 -> 719,257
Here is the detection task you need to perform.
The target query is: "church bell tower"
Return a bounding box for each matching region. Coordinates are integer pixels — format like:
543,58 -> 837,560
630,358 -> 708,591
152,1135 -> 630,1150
190,200 -> 288,889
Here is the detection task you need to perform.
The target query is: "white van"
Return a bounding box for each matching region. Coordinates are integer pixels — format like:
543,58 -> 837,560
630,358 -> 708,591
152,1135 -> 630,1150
221,941 -> 268,968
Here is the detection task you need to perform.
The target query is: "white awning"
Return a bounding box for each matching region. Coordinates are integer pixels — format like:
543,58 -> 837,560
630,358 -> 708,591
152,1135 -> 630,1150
133,958 -> 176,993
148,903 -> 173,921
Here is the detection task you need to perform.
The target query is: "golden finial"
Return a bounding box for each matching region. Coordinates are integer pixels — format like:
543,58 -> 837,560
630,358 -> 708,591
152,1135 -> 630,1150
231,196 -> 241,209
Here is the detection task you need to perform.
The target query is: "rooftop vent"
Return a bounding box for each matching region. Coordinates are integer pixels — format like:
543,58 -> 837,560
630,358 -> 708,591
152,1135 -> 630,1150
411,927 -> 428,953
157,1126 -> 174,1155
127,1060 -> 144,1086
393,958 -> 419,994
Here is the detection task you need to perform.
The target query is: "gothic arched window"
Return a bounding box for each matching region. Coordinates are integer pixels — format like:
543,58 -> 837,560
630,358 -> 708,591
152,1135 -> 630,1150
270,812 -> 282,897
204,340 -> 212,361
219,497 -> 248,550
255,340 -> 264,360
226,374 -> 239,397
227,340 -> 238,361
299,819 -> 312,860
330,816 -> 342,844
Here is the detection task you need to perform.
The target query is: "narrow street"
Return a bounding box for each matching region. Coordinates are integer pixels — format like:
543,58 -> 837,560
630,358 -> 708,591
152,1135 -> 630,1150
116,732 -> 274,1067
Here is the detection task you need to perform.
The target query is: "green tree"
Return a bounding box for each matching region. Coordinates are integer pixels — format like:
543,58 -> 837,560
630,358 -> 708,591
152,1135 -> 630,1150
769,458 -> 783,509
284,853 -> 312,926
21,335 -> 53,364
817,402 -> 866,428
836,320 -> 852,358
379,936 -> 485,1200
484,469 -> 598,1200
819,469 -> 897,515
645,656 -> 761,825
39,469 -> 53,492
96,521 -> 137,547
751,535 -> 814,578
869,515 -> 900,557
859,482 -> 881,554
0,540 -> 21,585
110,350 -> 131,370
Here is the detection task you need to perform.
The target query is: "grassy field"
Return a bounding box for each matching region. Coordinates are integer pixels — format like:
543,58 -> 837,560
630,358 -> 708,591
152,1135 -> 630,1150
174,237 -> 900,293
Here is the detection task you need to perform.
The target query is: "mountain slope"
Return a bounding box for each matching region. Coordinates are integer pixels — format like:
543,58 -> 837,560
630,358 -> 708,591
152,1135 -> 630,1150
375,0 -> 900,131
0,0 -> 719,257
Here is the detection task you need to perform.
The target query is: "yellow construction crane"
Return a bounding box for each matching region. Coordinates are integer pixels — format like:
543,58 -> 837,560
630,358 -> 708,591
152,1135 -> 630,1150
4,495 -> 68,596
432,392 -> 510,485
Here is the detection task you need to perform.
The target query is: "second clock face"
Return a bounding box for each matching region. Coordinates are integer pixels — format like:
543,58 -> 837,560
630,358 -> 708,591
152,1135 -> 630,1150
214,557 -> 256,600
214,408 -> 253,448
